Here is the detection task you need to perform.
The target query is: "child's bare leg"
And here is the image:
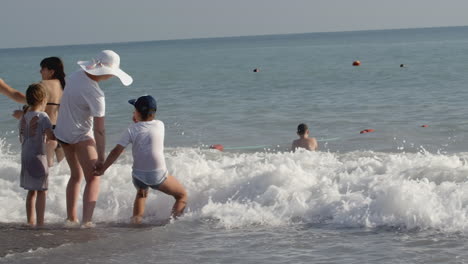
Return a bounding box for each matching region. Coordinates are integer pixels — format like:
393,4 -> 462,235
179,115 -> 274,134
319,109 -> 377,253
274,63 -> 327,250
36,191 -> 47,226
157,175 -> 187,218
26,191 -> 37,226
132,188 -> 148,224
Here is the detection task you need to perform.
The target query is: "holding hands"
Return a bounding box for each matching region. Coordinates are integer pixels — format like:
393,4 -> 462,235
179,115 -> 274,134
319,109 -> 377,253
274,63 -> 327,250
92,145 -> 125,176
93,161 -> 105,176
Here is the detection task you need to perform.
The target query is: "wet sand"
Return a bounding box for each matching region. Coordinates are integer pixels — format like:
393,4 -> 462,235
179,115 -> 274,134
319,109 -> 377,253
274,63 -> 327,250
0,222 -> 167,257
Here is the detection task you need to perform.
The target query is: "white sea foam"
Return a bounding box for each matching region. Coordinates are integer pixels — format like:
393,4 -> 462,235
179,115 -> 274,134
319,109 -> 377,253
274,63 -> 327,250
2,244 -> 73,260
2,142 -> 468,232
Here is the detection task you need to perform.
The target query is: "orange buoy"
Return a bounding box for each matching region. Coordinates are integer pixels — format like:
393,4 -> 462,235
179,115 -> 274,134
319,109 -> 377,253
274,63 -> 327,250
360,129 -> 375,134
210,144 -> 224,151
421,125 -> 428,128
352,60 -> 361,66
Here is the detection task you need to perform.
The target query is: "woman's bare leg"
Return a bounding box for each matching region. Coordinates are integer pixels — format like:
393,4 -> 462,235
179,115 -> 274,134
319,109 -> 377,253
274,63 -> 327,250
62,143 -> 84,222
36,190 -> 47,226
26,191 -> 37,226
75,139 -> 100,224
46,140 -> 58,167
132,189 -> 148,224
55,146 -> 65,164
157,175 -> 187,218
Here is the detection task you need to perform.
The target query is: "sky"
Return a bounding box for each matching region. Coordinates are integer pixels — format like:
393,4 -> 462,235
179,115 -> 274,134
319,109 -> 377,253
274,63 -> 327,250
1,0 -> 468,49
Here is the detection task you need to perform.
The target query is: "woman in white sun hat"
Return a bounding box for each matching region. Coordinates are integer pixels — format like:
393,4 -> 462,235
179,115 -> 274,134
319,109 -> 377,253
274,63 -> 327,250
54,50 -> 133,227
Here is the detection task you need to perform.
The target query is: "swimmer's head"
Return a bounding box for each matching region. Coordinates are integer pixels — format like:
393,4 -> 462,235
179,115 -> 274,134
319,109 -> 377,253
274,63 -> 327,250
297,123 -> 309,136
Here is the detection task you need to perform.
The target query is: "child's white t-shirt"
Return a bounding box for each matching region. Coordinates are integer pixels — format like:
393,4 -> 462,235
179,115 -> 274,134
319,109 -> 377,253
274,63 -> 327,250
117,120 -> 167,172
54,70 -> 105,144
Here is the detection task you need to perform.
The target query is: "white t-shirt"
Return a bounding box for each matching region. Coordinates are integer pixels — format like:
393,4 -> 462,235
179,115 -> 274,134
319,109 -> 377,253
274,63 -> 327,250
54,70 -> 105,144
117,120 -> 167,172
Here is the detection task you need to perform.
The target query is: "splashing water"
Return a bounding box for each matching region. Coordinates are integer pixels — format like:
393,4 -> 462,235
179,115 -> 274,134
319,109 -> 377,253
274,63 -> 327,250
2,143 -> 468,232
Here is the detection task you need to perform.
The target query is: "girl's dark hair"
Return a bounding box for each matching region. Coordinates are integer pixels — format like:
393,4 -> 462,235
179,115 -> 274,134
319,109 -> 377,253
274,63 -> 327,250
40,57 -> 66,89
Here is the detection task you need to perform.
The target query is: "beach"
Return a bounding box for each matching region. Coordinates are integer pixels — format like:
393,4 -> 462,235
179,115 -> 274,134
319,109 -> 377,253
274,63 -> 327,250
2,26 -> 468,263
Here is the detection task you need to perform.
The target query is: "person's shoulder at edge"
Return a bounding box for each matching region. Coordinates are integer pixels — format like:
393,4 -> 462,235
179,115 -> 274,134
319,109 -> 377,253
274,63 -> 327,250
38,110 -> 51,119
137,119 -> 164,129
154,119 -> 164,125
308,137 -> 318,151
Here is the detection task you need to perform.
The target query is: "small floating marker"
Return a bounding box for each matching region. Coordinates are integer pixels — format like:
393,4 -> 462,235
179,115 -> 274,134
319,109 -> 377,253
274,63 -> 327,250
352,60 -> 361,66
253,68 -> 259,72
360,129 -> 375,134
210,144 -> 224,151
421,125 -> 428,127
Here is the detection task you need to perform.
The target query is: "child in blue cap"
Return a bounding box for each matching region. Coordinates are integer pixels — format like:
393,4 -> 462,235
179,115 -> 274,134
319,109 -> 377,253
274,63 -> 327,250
94,95 -> 187,223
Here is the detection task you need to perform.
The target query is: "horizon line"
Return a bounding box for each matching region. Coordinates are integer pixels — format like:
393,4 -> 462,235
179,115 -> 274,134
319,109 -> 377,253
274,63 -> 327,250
1,24 -> 467,51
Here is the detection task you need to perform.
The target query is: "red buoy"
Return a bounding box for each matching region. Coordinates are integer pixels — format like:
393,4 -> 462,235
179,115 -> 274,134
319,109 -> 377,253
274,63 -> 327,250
353,60 -> 361,66
210,144 -> 224,151
360,129 -> 375,134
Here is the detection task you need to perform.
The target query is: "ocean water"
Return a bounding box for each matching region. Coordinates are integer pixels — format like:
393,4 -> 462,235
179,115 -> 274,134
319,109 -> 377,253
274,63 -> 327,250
2,26 -> 468,263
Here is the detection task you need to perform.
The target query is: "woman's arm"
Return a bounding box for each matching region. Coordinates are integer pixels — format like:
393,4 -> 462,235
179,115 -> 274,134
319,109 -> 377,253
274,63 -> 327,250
0,78 -> 26,104
93,116 -> 106,163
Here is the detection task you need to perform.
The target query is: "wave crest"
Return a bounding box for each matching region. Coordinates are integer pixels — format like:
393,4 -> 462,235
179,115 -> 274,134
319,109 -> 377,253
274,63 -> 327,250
2,146 -> 468,232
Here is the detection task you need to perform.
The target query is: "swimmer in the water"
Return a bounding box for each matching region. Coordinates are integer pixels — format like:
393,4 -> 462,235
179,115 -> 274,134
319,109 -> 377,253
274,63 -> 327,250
291,123 -> 318,152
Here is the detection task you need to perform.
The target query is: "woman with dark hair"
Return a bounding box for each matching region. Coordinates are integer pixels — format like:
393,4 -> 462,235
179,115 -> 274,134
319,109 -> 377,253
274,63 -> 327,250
38,57 -> 66,165
0,56 -> 66,165
40,57 -> 66,89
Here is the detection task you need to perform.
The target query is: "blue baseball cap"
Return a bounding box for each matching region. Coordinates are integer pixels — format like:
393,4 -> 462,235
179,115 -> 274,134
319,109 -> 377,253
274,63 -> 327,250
128,95 -> 157,114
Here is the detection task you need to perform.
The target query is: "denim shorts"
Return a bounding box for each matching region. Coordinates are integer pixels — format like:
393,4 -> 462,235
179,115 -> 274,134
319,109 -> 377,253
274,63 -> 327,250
132,169 -> 168,190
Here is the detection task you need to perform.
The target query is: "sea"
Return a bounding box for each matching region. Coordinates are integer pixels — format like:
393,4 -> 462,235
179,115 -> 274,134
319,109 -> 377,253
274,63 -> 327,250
1,26 -> 468,263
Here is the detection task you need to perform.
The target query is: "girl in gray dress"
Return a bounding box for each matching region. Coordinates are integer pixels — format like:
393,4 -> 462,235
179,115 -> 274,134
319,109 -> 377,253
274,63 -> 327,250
19,83 -> 54,227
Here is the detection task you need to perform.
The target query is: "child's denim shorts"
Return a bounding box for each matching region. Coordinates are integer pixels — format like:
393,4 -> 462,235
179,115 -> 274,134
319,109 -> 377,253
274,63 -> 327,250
132,169 -> 168,190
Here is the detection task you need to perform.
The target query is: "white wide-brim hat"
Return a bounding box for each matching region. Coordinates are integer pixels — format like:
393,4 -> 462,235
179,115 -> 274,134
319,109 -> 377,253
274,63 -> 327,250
77,50 -> 133,86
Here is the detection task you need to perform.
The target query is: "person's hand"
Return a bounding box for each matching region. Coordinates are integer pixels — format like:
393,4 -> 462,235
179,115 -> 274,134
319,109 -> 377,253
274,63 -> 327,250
12,109 -> 23,120
93,161 -> 104,176
93,169 -> 104,176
